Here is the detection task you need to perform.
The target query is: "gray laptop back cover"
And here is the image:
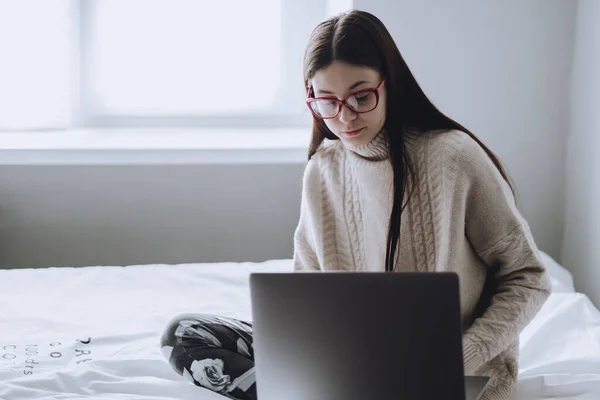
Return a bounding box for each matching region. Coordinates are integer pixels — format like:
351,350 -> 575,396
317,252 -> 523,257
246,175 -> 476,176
250,272 -> 470,400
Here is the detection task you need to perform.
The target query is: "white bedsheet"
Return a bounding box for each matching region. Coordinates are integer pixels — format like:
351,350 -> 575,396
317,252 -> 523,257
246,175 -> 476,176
0,252 -> 598,400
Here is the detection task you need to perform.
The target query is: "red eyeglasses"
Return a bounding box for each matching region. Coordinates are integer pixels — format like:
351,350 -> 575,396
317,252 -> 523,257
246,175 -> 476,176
306,79 -> 386,119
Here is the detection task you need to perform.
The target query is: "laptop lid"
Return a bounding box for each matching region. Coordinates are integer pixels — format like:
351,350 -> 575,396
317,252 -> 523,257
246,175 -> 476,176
250,272 -> 467,400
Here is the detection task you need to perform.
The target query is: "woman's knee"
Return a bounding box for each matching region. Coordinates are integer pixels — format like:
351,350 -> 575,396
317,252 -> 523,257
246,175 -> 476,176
160,313 -> 219,348
160,314 -> 224,374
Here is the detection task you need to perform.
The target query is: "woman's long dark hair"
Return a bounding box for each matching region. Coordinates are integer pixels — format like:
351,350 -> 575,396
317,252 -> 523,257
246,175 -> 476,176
303,10 -> 516,272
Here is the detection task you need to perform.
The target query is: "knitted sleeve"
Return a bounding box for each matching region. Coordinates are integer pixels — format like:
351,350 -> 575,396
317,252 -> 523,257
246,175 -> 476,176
455,136 -> 551,374
293,158 -> 321,271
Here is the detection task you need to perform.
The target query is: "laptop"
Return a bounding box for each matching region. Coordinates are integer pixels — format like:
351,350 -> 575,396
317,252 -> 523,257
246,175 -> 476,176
249,272 -> 490,400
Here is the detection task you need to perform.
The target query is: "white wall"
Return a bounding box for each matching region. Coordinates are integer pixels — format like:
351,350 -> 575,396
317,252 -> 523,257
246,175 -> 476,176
355,0 -> 576,262
562,0 -> 600,307
0,164 -> 304,268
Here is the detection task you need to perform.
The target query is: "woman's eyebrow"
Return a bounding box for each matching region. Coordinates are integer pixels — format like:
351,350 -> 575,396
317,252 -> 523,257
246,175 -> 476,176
318,80 -> 370,95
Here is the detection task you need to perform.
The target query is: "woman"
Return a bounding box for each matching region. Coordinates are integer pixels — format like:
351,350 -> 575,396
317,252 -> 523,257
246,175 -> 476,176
161,10 -> 550,400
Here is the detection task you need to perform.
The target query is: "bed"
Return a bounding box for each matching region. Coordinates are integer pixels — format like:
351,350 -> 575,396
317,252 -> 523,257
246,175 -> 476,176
0,252 -> 599,400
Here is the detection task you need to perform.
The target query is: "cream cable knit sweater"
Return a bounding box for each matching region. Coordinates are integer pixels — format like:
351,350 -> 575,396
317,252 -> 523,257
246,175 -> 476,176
292,129 -> 551,399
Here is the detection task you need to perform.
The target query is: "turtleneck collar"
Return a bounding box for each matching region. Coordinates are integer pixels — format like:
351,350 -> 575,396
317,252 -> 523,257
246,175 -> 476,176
344,130 -> 389,161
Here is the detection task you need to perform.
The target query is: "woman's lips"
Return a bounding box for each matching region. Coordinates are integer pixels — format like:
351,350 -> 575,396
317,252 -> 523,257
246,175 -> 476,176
341,127 -> 364,137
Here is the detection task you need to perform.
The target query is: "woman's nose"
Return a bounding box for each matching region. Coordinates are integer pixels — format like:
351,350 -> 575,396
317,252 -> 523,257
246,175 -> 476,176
338,104 -> 358,124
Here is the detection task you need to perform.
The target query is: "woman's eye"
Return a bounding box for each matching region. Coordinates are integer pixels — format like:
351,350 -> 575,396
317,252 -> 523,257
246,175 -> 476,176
354,95 -> 368,103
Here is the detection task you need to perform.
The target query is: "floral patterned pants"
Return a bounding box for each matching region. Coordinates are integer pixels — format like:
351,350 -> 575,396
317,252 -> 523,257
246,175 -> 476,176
161,314 -> 257,400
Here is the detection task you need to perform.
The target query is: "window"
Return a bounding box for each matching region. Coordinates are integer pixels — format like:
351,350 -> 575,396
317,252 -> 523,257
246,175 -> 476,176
0,0 -> 71,130
0,0 -> 352,131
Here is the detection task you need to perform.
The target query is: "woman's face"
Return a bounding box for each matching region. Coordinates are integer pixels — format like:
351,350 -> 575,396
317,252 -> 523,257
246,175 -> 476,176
310,61 -> 386,147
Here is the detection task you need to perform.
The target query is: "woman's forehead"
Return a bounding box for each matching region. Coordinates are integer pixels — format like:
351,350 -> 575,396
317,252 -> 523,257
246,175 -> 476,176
311,61 -> 381,94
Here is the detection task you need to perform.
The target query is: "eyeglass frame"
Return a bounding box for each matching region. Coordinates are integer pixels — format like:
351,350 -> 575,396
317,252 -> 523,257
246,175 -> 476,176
305,79 -> 386,120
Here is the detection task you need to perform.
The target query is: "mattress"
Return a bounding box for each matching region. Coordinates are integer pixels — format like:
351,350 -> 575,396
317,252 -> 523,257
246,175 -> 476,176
0,253 -> 599,400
